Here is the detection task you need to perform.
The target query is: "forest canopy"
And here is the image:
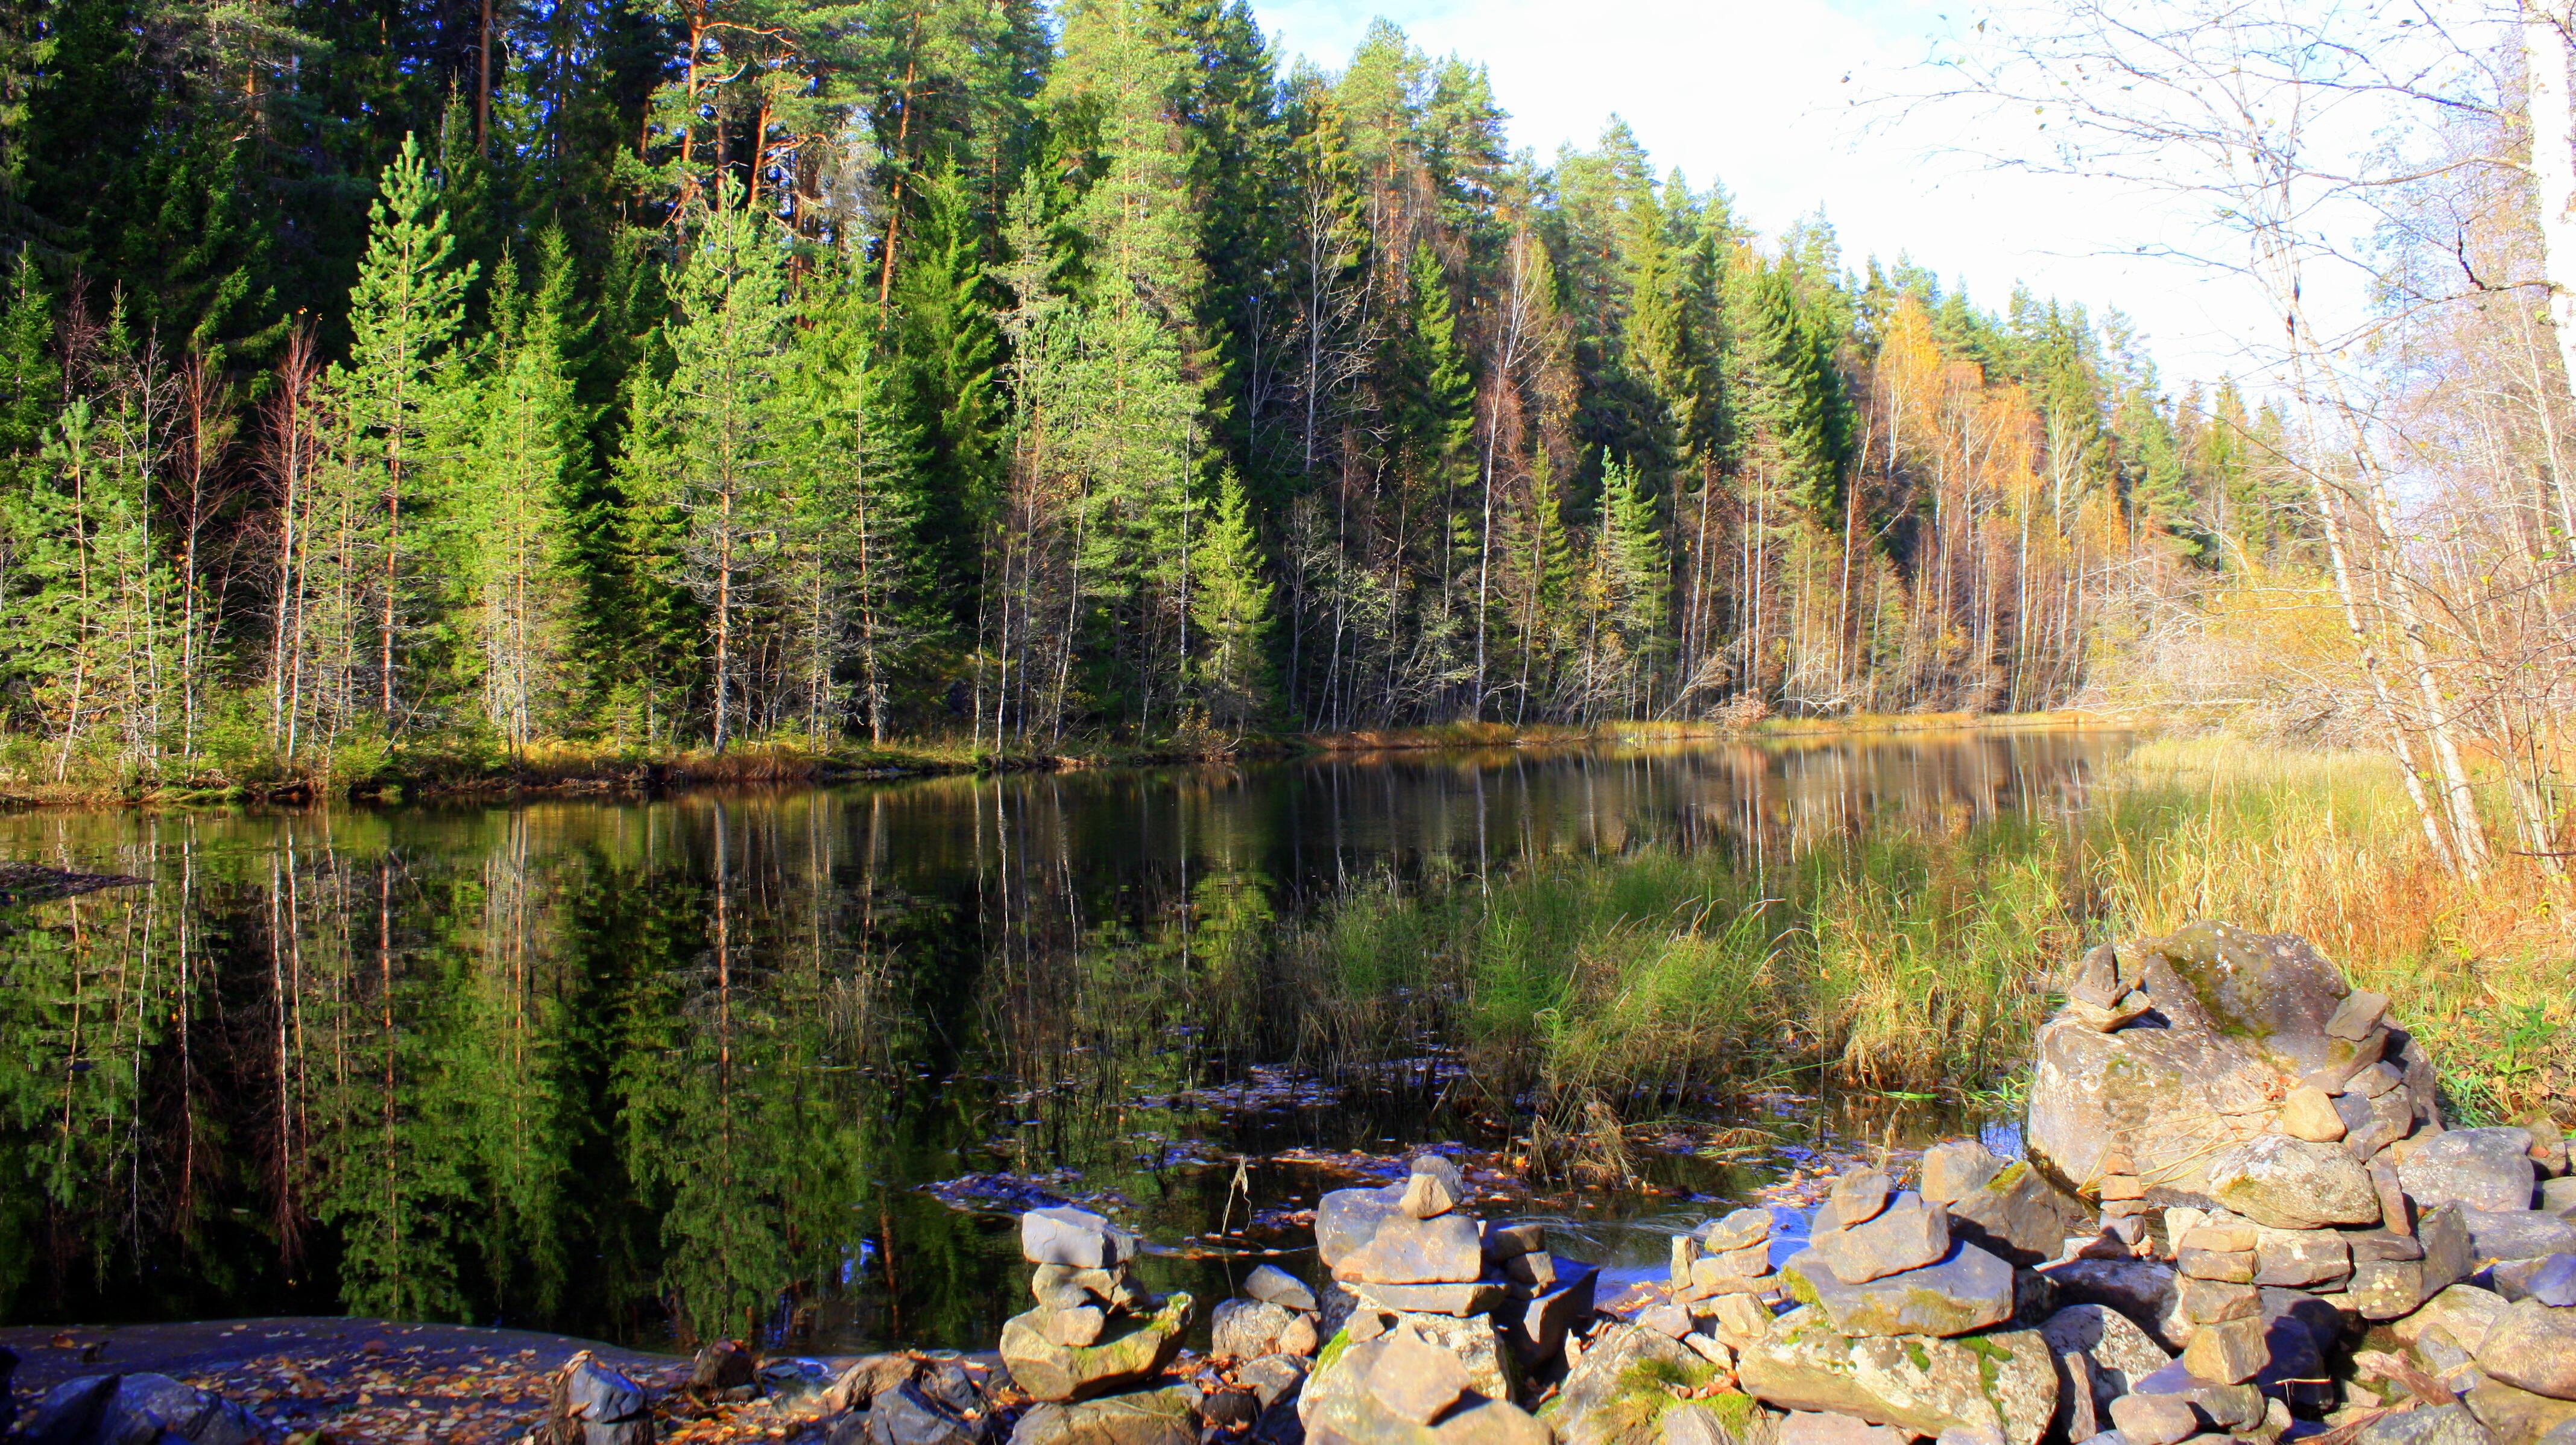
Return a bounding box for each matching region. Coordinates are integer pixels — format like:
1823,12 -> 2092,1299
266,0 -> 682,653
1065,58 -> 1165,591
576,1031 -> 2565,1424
0,0 -> 2291,781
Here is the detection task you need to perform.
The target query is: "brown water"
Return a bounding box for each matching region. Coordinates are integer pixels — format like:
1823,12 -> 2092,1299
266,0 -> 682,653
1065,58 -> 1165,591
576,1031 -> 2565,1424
0,730 -> 2126,1357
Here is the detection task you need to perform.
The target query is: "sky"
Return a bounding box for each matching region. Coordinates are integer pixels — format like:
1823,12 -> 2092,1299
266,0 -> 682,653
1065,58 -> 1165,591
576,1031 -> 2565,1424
1243,0 -> 2268,385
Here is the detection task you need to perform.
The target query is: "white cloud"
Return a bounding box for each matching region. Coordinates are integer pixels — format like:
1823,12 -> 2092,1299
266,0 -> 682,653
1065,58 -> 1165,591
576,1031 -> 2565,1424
1249,0 -> 2275,385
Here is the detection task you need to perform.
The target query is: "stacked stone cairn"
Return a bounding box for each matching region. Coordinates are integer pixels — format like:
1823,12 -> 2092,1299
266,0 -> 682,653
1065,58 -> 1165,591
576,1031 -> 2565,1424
2022,922 -> 2576,1445
997,1206 -> 1199,1445
1199,1262 -> 1327,1437
1298,1154 -> 1571,1441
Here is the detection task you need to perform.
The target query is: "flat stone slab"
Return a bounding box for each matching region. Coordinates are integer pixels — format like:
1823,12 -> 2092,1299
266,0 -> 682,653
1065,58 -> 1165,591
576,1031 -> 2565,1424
1316,1186 -> 1483,1285
2401,1130 -> 2539,1215
1781,1242 -> 2015,1338
1737,1314 -> 2058,1445
1000,1295 -> 1193,1403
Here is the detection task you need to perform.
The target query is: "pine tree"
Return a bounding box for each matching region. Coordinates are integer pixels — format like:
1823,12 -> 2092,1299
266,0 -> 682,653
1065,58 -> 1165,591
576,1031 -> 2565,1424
1190,469 -> 1273,729
623,179 -> 796,752
330,131 -> 477,726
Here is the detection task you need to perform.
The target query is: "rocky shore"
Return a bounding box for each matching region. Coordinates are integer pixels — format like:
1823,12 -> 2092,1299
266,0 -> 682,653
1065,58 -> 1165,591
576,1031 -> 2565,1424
7,922 -> 2572,1445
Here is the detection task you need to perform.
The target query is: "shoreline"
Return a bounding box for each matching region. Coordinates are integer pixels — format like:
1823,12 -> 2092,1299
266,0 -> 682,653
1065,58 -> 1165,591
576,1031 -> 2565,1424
0,711 -> 2141,812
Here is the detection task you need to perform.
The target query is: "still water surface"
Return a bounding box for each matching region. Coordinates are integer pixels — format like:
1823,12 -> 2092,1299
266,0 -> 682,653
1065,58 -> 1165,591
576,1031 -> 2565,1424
0,731 -> 2126,1356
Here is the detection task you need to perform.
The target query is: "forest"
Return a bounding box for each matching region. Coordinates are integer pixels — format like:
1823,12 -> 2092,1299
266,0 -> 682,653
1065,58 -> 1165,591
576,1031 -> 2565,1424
0,0 -> 2293,784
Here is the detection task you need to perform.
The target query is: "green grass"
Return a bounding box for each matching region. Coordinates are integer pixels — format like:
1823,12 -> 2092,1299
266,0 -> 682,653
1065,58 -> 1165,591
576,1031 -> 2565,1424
1280,735 -> 2576,1121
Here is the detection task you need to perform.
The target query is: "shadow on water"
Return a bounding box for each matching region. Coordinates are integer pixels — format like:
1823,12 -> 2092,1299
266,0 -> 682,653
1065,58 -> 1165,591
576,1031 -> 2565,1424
0,730 -> 2126,1357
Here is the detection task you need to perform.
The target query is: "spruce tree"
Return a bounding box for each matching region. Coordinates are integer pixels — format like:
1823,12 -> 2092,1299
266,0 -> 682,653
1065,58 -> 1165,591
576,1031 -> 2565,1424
1190,469 -> 1274,729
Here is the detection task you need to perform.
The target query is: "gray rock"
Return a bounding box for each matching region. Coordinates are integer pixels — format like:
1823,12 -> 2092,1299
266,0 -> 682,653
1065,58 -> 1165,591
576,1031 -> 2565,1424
1737,1319 -> 2059,1445
2475,1297 -> 2576,1401
2252,1227 -> 2351,1288
1302,1328 -> 1547,1445
22,1373 -> 268,1445
1369,1333 -> 1470,1424
2354,1403 -> 2495,1445
2461,1378 -> 2576,1444
1545,1321 -> 1719,1445
2281,1086 -> 2347,1143
1046,1306 -> 1108,1347
1812,1192 -> 1951,1285
2393,1284 -> 2508,1354
2462,1208 -> 2576,1263
1399,1171 -> 1460,1221
2040,1304 -> 2171,1444
1407,1153 -> 1466,1203
1823,1169 -> 1894,1232
2327,989 -> 2390,1042
1316,1185 -> 1483,1285
1483,1221 -> 1548,1260
1775,1413 -> 1911,1445
1032,1264 -> 1141,1313
1214,1299 -> 1318,1359
1023,1207 -> 1138,1270
2542,1177 -> 2576,1218
1008,1383 -> 1201,1445
2107,1393 -> 2196,1445
1001,1293 -> 1193,1403
1639,1304 -> 1694,1339
1348,1279 -> 1507,1317
2403,1130 -> 2539,1215
547,1353 -> 654,1445
1940,1160 -> 2092,1269
1921,1141 -> 2008,1204
2178,1315 -> 2266,1385
2352,1209 -> 2476,1323
1701,1207 -> 1775,1252
2204,1134 -> 2382,1228
1501,1264 -> 1599,1365
1245,1263 -> 1319,1313
1781,1241 -> 2016,1338
1239,1355 -> 1308,1411
2124,1359 -> 2264,1432
1662,1402 -> 1747,1445
857,1382 -> 980,1445
2037,1259 -> 2184,1350
2532,1254 -> 2576,1307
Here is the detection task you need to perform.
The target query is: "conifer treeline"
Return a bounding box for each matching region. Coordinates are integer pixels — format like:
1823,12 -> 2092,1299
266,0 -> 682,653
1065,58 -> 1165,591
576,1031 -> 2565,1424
0,0 -> 2308,773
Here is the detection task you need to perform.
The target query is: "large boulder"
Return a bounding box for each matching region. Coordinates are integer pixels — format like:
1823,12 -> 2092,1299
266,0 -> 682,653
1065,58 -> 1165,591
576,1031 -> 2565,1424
2403,1130 -> 2540,1215
2034,1258 -> 2183,1350
2027,923 -> 2426,1201
2476,1298 -> 2576,1401
1925,1152 -> 2092,1269
2036,1304 -> 2170,1443
1009,1383 -> 1201,1445
543,1353 -> 655,1445
1736,1314 -> 2057,1445
1002,1294 -> 1193,1403
1542,1321 -> 1722,1445
21,1374 -> 267,1445
2203,1134 -> 2382,1229
1317,1185 -> 1484,1285
1781,1243 -> 2015,1338
2463,1379 -> 2576,1445
1299,1329 -> 1550,1444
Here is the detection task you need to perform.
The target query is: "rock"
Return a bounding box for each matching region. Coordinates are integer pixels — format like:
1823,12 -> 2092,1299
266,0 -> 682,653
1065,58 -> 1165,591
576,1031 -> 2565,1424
1736,1318 -> 2059,1445
1942,1160 -> 2093,1268
2463,1209 -> 2576,1263
1662,1402 -> 1747,1445
1640,1304 -> 1694,1339
1823,1169 -> 1894,1232
2463,1379 -> 2576,1444
1546,1321 -> 1719,1445
1922,1141 -> 2009,1204
1813,1192 -> 1952,1284
1378,1312 -> 1515,1406
2355,1403 -> 2495,1445
1504,1252 -> 1564,1290
1216,1300 -> 1318,1359
2028,926 -> 2389,1202
1503,1266 -> 1600,1364
1702,1207 -> 1776,1253
545,1352 -> 654,1445
2038,1259 -> 2183,1350
1775,1412 -> 1911,1445
2041,1304 -> 2172,1444
1001,1293 -> 1193,1403
21,1373 -> 268,1445
2404,1131 -> 2540,1215
1033,1264 -> 1141,1313
856,1381 -> 981,1445
1782,1241 -> 2016,1338
1239,1355 -> 1309,1411
1202,1388 -> 1260,1429
822,1357 -> 924,1415
1711,1295 -> 1778,1352
2476,1298 -> 2576,1400
1369,1333 -> 1471,1425
2065,942 -> 2127,1008
1246,1263 -> 1320,1313
2124,1359 -> 2264,1433
689,1341 -> 758,1394
1350,1279 -> 1507,1317
1316,1186 -> 1484,1285
1303,1330 -> 1547,1445
2253,1228 -> 2352,1288
2393,1285 -> 2509,1353
1400,1171 -> 1460,1221
2542,1178 -> 2576,1218
2178,1316 -> 2267,1385
2281,1086 -> 2347,1143
2173,1278 -> 2257,1324
1008,1383 -> 1201,1445
2532,1254 -> 2576,1307
2107,1393 -> 2197,1445
2205,1134 -> 2382,1228
1047,1307 -> 1108,1348
1024,1207 -> 1138,1270
1484,1221 -> 1548,1259
2174,1249 -> 2252,1284
2328,989 -> 2391,1041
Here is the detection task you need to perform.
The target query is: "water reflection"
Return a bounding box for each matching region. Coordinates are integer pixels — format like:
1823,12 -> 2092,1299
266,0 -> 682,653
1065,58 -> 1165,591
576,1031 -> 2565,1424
0,730 -> 2126,1355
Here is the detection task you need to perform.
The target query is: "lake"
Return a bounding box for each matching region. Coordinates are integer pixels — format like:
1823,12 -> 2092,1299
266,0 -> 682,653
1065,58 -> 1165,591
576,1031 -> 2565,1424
0,730 -> 2127,1359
